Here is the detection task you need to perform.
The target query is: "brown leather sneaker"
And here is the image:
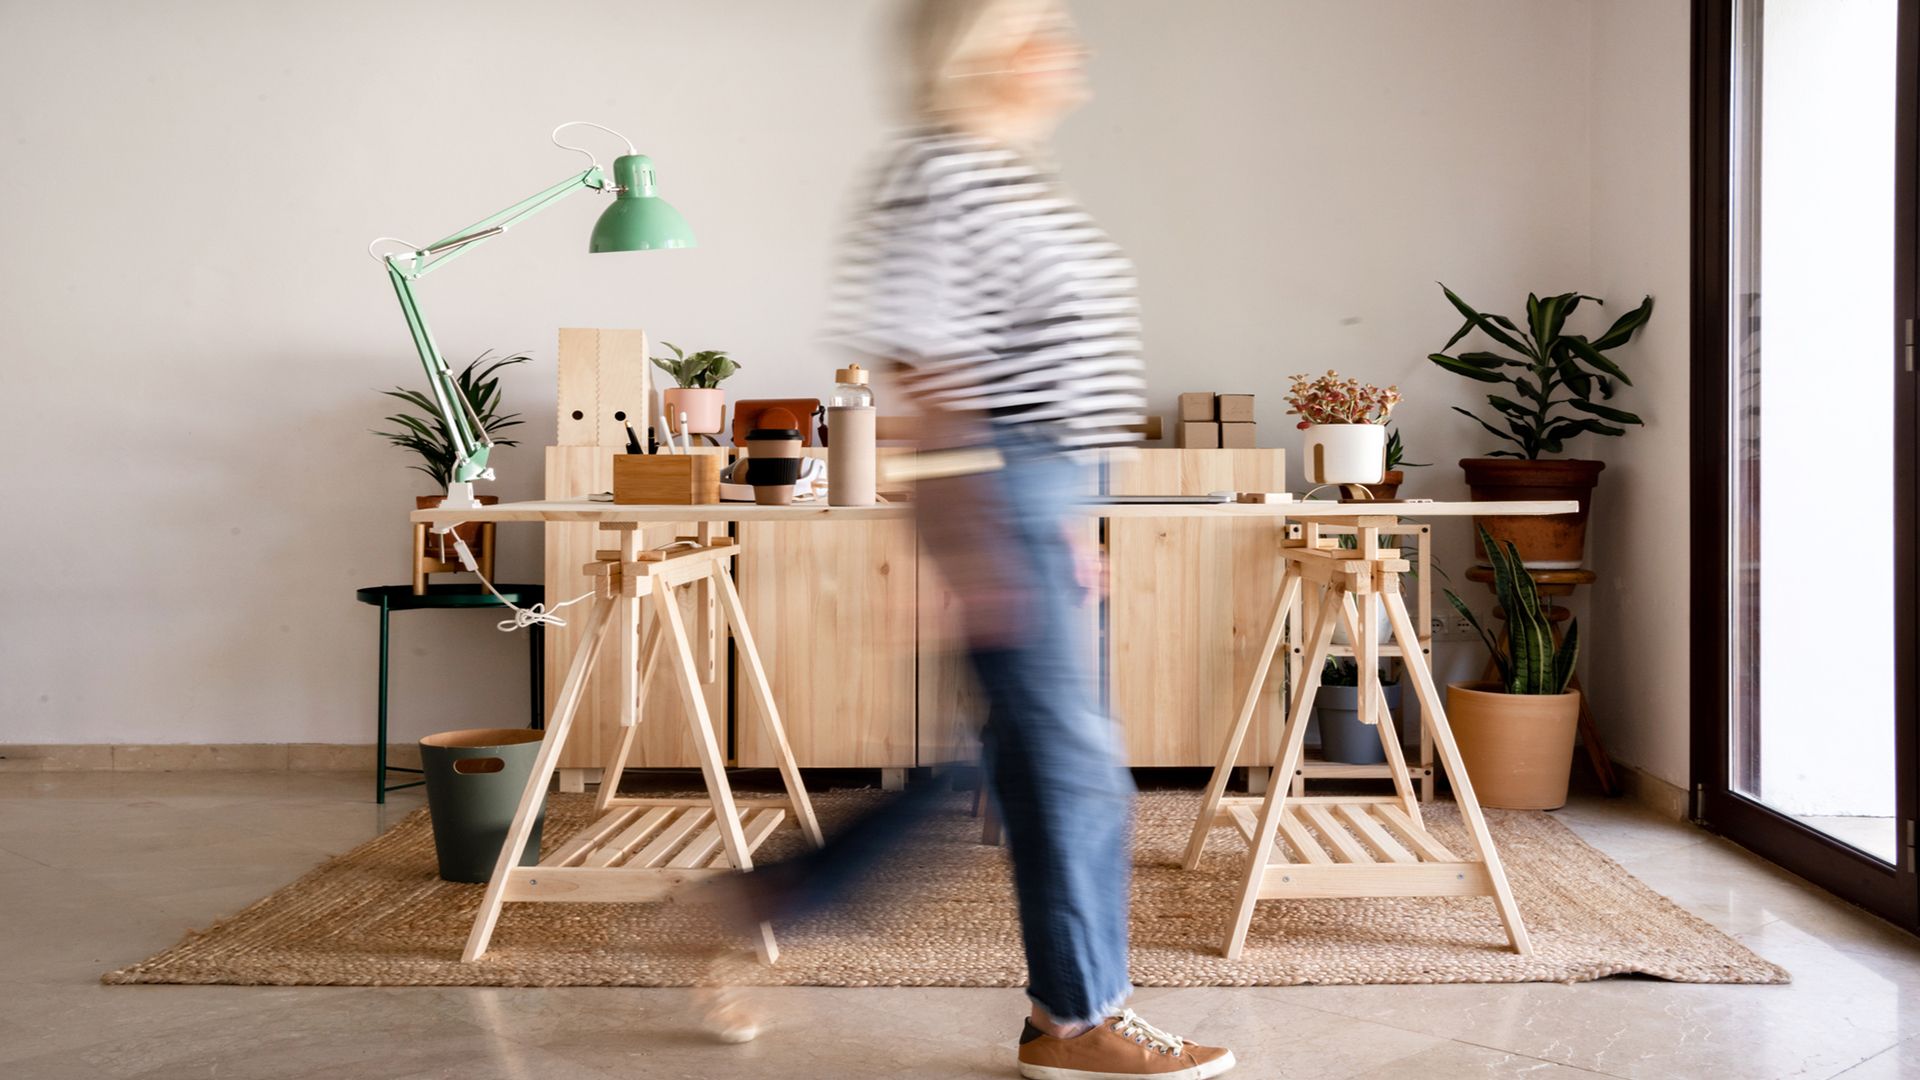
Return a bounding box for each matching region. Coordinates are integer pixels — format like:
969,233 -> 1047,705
1017,1009 -> 1236,1079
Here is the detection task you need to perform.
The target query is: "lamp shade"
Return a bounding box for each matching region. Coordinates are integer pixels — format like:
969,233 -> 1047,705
590,154 -> 694,252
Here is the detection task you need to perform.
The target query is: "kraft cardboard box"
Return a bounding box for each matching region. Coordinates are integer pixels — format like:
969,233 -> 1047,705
1220,421 -> 1257,449
1177,392 -> 1216,422
1175,421 -> 1221,449
1217,394 -> 1256,423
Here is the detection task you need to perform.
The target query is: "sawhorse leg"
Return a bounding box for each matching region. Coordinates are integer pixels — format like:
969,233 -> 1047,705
1185,566 -> 1301,869
463,593 -> 618,962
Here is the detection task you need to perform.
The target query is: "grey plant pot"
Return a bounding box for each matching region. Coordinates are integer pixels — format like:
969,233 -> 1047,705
1315,682 -> 1404,765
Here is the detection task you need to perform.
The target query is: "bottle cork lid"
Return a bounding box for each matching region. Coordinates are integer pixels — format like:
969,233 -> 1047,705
834,363 -> 870,385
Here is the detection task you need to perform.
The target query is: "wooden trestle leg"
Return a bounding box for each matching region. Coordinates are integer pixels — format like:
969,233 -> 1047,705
462,535 -> 823,966
1199,518 -> 1533,960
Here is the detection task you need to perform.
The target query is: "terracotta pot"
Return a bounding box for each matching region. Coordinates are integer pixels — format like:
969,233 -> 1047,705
662,388 -> 726,436
415,494 -> 499,561
1460,458 -> 1604,568
1445,681 -> 1580,810
1359,469 -> 1404,501
1301,423 -> 1387,485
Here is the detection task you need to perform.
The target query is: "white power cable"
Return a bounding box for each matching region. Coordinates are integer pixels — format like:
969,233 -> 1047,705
550,120 -> 637,173
450,536 -> 594,631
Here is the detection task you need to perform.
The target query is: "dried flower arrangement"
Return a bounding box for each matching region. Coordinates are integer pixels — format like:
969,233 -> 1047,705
1285,371 -> 1402,428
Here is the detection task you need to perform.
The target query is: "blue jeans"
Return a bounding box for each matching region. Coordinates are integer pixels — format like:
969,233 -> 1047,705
743,430 -> 1135,1025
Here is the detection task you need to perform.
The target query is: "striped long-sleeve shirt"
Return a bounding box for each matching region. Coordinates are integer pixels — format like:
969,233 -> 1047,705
827,129 -> 1146,451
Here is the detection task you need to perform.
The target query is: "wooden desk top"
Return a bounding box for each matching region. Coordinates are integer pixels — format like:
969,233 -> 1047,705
410,498 -> 1578,525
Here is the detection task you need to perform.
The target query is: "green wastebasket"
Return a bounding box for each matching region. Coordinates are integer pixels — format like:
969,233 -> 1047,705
419,728 -> 548,883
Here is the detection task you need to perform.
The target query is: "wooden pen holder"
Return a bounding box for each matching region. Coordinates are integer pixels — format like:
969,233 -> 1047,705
612,453 -> 723,505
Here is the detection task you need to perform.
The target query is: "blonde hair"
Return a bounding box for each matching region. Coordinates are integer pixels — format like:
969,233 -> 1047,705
899,0 -> 1056,119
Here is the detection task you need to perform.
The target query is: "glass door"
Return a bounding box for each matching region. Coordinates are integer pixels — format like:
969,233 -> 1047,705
1693,0 -> 1918,926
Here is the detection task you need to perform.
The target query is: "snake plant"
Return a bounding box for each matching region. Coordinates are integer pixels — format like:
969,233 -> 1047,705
1445,525 -> 1579,694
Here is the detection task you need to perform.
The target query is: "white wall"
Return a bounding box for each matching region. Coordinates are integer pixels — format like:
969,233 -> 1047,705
2,0 -> 1641,747
1584,0 -> 1694,792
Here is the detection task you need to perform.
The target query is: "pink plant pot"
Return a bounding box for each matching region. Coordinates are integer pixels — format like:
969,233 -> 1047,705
662,388 -> 726,436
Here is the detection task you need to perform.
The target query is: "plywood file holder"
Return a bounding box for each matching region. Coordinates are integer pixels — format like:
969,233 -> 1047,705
1184,513 -> 1532,959
463,528 -> 822,964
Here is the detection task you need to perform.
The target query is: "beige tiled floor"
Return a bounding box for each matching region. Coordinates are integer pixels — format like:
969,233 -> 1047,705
1,770 -> 1917,1079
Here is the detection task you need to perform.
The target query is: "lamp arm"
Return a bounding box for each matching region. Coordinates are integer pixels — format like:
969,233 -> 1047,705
378,166 -> 609,489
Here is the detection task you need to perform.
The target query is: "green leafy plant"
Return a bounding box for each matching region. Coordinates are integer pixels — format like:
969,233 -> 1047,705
1428,284 -> 1653,459
652,342 -> 741,389
1321,657 -> 1393,688
1384,428 -> 1428,471
1445,525 -> 1579,695
375,351 -> 528,489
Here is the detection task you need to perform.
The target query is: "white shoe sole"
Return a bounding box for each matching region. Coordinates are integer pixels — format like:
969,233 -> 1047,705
1018,1049 -> 1236,1080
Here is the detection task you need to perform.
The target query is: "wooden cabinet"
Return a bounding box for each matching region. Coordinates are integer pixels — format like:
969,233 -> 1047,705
734,516 -> 919,768
546,447 -> 1286,775
1106,449 -> 1287,767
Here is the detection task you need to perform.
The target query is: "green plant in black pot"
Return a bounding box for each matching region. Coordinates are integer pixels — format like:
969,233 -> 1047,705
1315,658 -> 1400,765
1367,427 -> 1429,499
1428,283 -> 1653,566
1440,525 -> 1583,810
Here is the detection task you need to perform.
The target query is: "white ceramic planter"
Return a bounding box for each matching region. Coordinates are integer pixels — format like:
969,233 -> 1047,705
1301,423 -> 1387,485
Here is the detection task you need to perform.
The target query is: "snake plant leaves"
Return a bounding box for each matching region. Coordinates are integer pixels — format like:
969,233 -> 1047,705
1555,619 -> 1580,693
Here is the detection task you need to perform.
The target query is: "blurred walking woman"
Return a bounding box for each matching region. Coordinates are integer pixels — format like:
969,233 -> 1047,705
832,3 -> 1236,1076
707,2 -> 1236,1076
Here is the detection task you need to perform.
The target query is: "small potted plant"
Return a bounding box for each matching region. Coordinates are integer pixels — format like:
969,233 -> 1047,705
1285,370 -> 1401,486
1363,428 -> 1428,500
1314,657 -> 1402,765
1429,284 -> 1653,566
375,351 -> 527,553
1443,525 -> 1582,810
653,342 -> 741,437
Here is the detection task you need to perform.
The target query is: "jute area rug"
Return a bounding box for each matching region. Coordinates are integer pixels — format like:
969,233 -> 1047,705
106,790 -> 1786,988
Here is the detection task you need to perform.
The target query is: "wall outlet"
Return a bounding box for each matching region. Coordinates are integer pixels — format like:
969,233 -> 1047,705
1430,612 -> 1479,641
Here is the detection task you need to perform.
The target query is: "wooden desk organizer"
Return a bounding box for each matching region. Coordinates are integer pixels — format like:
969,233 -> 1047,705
612,454 -> 722,505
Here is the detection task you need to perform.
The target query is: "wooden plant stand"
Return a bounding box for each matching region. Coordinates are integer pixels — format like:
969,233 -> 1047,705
1289,522 -> 1434,801
1184,513 -> 1533,959
463,527 -> 823,964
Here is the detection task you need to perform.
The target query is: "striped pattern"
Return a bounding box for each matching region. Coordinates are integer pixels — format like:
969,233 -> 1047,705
828,129 -> 1146,450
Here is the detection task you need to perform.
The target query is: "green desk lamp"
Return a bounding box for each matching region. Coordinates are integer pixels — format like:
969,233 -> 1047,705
370,121 -> 693,509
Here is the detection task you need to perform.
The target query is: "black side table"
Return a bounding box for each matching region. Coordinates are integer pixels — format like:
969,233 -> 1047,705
355,583 -> 546,803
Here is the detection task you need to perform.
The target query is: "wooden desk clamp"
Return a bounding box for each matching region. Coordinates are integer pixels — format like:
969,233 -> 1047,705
462,527 -> 823,965
1185,514 -> 1533,959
